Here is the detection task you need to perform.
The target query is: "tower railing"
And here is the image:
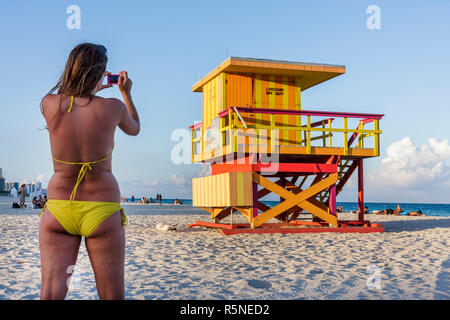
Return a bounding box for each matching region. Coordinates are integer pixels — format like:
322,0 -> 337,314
190,107 -> 383,162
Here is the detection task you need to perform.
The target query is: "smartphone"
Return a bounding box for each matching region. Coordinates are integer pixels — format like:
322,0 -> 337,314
107,74 -> 120,85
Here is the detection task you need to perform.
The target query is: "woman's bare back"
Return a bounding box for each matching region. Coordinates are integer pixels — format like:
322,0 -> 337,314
43,94 -> 125,202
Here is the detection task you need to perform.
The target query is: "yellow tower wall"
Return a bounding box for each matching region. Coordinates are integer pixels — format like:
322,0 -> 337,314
201,72 -> 303,151
192,172 -> 253,207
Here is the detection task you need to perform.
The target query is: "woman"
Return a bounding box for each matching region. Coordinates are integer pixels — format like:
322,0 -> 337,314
39,43 -> 140,300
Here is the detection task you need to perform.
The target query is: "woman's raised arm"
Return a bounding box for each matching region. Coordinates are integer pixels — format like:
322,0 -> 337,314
117,71 -> 140,136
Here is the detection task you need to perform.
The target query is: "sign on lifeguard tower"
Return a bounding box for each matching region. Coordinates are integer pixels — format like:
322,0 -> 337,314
188,57 -> 384,234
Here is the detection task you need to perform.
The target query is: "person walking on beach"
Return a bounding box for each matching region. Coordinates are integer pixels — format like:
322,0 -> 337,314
39,43 -> 140,300
19,184 -> 26,208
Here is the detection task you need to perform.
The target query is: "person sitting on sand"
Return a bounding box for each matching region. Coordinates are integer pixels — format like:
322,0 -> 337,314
32,196 -> 44,209
32,196 -> 39,209
337,206 -> 345,213
394,204 -> 403,214
139,197 -> 148,204
363,206 -> 369,214
38,195 -> 44,208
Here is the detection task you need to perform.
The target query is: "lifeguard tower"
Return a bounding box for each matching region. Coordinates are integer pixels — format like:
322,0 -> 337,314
188,57 -> 384,234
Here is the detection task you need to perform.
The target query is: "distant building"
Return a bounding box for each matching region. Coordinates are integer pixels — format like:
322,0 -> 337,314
0,168 -> 46,195
0,168 -> 4,191
3,181 -> 20,194
6,182 -> 14,191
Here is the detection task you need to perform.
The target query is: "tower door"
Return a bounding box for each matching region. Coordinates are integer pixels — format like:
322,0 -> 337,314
226,73 -> 253,108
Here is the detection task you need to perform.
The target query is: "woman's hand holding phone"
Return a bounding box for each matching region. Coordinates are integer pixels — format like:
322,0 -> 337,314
96,71 -> 132,95
94,71 -> 113,93
118,71 -> 132,95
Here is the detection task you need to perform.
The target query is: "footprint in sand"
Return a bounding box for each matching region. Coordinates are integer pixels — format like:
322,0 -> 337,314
247,279 -> 272,289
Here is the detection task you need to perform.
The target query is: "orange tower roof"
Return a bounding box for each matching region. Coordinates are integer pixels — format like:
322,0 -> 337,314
193,56 -> 345,92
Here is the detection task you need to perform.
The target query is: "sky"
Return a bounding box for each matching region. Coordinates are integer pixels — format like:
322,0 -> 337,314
0,0 -> 449,203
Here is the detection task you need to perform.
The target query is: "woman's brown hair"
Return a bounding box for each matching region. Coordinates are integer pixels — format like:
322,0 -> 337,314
41,43 -> 108,126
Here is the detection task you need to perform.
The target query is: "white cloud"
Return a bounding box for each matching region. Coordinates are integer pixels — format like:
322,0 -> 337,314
119,164 -> 211,197
171,173 -> 188,186
151,178 -> 163,186
171,164 -> 211,186
368,137 -> 450,189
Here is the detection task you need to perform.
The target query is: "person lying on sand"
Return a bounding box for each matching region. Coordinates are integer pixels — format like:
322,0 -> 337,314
408,210 -> 425,216
374,208 -> 395,215
375,208 -> 425,216
395,210 -> 425,216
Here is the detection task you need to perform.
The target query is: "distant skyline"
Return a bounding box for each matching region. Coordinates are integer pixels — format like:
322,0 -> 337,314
1,1 -> 449,203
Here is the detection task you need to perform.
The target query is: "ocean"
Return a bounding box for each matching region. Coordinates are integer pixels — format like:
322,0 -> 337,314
1,196 -> 449,217
121,198 -> 450,218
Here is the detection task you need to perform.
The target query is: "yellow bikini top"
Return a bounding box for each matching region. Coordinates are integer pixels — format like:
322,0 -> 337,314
52,96 -> 114,202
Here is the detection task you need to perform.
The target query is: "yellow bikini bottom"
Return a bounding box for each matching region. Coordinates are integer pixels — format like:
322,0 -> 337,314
40,199 -> 127,237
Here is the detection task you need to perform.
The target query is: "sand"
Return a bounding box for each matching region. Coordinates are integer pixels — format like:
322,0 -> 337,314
0,201 -> 449,300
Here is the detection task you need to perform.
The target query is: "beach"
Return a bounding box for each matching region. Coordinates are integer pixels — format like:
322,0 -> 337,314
0,200 -> 449,300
